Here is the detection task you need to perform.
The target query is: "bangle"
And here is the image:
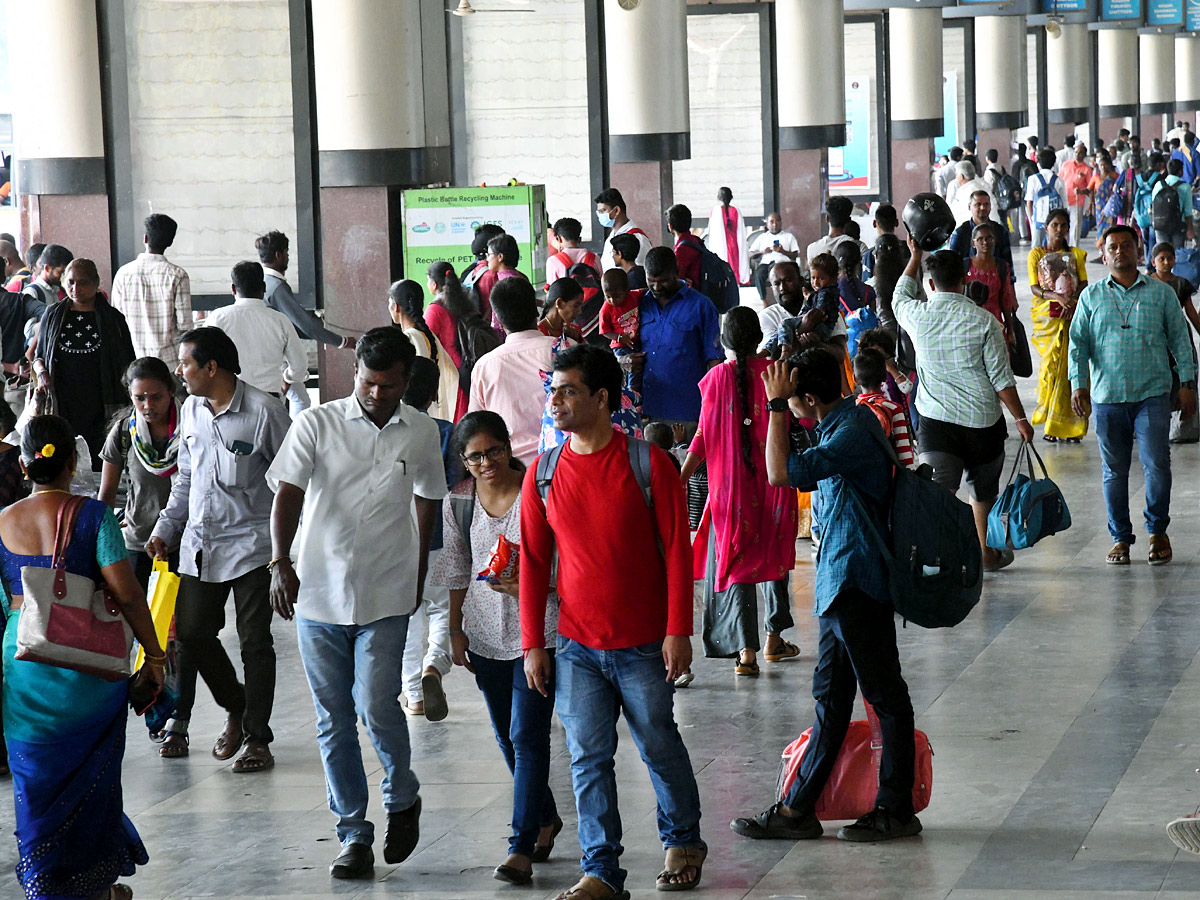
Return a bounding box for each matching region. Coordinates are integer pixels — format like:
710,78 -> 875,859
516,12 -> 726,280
267,557 -> 291,571
144,652 -> 167,665
1017,417 -> 1029,422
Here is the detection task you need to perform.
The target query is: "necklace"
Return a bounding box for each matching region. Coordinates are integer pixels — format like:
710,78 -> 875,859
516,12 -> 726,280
32,489 -> 72,496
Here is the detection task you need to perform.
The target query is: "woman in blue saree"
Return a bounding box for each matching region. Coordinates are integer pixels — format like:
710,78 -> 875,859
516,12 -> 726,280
1,415 -> 165,900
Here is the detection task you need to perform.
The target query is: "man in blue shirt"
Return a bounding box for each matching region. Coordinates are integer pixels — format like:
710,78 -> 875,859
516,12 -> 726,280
1069,223 -> 1197,566
731,347 -> 919,844
635,247 -> 723,425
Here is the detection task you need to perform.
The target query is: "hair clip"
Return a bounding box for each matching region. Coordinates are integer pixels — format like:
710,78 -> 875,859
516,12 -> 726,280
37,443 -> 55,459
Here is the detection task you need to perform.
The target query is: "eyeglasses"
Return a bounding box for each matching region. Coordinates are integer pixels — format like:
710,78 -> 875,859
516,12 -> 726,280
462,445 -> 508,466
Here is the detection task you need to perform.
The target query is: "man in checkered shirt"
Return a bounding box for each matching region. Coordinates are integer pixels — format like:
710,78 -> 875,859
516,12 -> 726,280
110,214 -> 192,371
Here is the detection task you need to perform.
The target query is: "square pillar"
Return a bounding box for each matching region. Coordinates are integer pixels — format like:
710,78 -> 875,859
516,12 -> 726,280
976,128 -> 1012,167
21,193 -> 113,289
609,161 -> 673,246
890,138 -> 936,209
317,185 -> 402,402
778,149 -> 828,253
1141,114 -> 1165,147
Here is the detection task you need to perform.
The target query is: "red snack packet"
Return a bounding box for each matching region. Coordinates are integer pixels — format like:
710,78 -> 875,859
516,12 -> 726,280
476,534 -> 519,585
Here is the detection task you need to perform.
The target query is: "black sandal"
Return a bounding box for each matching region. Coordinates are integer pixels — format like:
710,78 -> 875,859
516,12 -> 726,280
531,815 -> 564,863
159,730 -> 189,759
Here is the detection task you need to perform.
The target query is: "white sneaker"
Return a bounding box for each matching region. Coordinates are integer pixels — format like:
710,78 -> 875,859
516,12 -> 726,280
1168,815 -> 1200,853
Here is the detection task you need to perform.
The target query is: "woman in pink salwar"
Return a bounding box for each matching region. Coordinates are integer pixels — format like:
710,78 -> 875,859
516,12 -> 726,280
681,308 -> 800,677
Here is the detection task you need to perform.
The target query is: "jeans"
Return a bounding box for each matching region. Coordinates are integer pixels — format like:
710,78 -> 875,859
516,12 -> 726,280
469,651 -> 558,857
297,614 -> 420,847
1092,393 -> 1173,544
555,635 -> 703,892
401,550 -> 451,702
783,588 -> 916,818
171,567 -> 275,743
753,263 -> 772,300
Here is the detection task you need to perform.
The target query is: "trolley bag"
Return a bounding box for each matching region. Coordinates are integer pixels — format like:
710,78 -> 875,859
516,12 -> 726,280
777,700 -> 933,821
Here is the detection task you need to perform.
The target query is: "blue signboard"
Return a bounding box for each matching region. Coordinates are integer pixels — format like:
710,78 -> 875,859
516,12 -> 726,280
1187,0 -> 1200,27
1042,0 -> 1088,11
1149,0 -> 1184,23
1101,0 -> 1141,17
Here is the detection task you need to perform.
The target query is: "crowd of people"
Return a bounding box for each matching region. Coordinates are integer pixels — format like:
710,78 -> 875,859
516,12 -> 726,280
0,150 -> 1198,900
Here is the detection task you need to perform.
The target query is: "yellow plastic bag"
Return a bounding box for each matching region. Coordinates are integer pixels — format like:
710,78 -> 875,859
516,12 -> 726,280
134,558 -> 179,671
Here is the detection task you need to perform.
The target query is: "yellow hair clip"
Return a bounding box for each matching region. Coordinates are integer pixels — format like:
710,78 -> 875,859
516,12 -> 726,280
39,443 -> 55,459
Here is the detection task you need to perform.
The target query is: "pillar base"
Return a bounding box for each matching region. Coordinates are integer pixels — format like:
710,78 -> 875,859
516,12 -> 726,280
21,193 -> 113,289
778,149 -> 828,254
317,184 -> 403,402
609,161 -> 673,246
890,138 -> 936,208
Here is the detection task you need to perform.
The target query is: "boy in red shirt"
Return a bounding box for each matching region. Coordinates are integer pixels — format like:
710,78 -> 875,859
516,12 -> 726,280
599,268 -> 643,395
853,349 -> 915,467
521,344 -> 705,897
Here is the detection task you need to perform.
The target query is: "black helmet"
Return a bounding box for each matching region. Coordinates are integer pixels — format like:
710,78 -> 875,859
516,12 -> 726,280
902,193 -> 956,251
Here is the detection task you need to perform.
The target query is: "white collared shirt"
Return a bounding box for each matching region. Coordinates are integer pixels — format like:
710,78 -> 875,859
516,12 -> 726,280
600,219 -> 653,271
204,296 -> 307,395
266,397 -> 448,626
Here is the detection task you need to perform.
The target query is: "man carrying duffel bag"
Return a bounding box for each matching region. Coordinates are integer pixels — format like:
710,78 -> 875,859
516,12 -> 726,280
730,347 -> 922,843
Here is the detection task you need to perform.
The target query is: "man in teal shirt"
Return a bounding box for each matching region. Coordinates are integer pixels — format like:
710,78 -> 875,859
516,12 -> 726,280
1069,224 -> 1197,566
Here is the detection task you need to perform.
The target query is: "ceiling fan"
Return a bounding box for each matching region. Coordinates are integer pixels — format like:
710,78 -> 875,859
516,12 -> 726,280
449,0 -> 533,15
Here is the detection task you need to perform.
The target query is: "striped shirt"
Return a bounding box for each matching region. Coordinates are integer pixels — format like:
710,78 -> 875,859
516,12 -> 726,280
893,274 -> 1015,429
110,252 -> 192,370
856,391 -> 915,467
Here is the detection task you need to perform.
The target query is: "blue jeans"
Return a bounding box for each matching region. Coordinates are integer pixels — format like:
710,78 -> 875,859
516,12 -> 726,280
555,636 -> 703,892
296,615 -> 420,847
469,651 -> 558,857
1092,393 -> 1172,544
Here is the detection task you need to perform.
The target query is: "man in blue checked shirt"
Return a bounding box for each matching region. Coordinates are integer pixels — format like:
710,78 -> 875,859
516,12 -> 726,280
730,347 -> 920,845
1069,223 -> 1197,567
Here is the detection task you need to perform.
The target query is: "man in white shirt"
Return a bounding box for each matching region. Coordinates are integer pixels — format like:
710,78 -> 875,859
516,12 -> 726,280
110,213 -> 193,369
205,261 -> 307,402
936,147 -> 964,196
805,195 -> 855,270
1024,147 -> 1069,249
467,278 -> 556,464
267,326 -> 447,881
945,161 -> 998,225
759,261 -> 806,352
595,187 -> 653,271
748,212 -> 801,300
1054,135 -> 1075,173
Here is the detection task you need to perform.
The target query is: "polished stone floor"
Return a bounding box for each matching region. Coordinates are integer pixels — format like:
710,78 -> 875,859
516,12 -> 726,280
3,253 -> 1200,898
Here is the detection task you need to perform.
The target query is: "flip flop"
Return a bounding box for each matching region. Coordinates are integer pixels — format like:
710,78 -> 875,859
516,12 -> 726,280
655,844 -> 706,892
1149,534 -> 1173,566
231,739 -> 274,774
553,875 -> 631,900
212,719 -> 244,761
1107,542 -> 1131,565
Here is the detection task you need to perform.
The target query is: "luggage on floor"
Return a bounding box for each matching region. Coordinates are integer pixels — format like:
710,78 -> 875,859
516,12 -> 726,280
777,700 -> 933,821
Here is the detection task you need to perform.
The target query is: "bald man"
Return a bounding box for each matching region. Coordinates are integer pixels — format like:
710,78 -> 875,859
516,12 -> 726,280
0,242 -> 22,282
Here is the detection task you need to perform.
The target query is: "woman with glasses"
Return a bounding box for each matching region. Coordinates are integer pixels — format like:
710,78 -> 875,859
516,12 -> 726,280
430,411 -> 561,886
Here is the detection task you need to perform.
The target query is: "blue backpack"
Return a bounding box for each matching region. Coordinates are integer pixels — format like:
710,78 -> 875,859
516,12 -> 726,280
986,442 -> 1071,551
1174,247 -> 1200,285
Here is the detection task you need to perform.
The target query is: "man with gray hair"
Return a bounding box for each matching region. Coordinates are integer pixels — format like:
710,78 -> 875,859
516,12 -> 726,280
945,160 -> 998,225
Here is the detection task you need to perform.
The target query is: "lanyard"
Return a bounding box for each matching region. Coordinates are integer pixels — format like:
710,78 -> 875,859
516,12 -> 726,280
1112,288 -> 1138,330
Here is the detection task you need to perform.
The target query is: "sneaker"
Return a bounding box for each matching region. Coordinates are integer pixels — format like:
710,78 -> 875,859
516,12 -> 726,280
730,803 -> 823,840
837,806 -> 922,842
1168,815 -> 1200,854
674,669 -> 695,688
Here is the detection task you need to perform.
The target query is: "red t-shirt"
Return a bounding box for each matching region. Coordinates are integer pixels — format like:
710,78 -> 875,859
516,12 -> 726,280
674,235 -> 703,288
598,290 -> 642,348
519,433 -> 693,650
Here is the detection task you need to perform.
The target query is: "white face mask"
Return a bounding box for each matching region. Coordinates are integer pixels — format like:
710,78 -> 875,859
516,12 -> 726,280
597,211 -> 614,229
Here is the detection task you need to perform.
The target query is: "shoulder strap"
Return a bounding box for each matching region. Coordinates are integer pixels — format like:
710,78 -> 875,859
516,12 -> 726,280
535,442 -> 567,502
626,227 -> 648,239
553,250 -> 572,267
51,495 -> 87,592
448,490 -> 476,560
1036,173 -> 1048,189
626,437 -> 653,508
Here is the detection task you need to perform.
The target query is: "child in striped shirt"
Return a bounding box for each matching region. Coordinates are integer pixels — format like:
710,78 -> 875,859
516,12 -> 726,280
853,348 -> 915,467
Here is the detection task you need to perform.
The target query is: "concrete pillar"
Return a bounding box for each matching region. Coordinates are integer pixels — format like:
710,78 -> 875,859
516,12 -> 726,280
1177,34 -> 1200,113
1141,114 -> 1166,146
977,129 -> 1013,168
891,138 -> 936,209
890,8 -> 944,140
775,0 -> 843,252
1098,29 -> 1138,122
1140,33 -> 1175,118
310,0 -> 451,400
1047,24 -> 1090,124
976,16 -> 1027,131
8,0 -> 112,286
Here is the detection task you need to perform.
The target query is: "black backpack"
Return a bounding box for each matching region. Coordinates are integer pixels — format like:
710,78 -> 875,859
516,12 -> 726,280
995,171 -> 1022,212
681,235 -> 740,313
1152,183 -> 1184,233
849,427 -> 983,628
454,312 -> 501,394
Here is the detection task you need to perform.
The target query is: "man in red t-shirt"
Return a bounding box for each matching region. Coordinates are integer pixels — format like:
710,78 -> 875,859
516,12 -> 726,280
667,203 -> 703,288
520,344 -> 705,896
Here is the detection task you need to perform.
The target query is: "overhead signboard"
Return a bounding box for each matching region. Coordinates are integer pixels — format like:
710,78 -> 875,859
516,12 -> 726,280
1148,0 -> 1184,24
1042,0 -> 1089,11
1188,0 -> 1200,27
1101,0 -> 1142,18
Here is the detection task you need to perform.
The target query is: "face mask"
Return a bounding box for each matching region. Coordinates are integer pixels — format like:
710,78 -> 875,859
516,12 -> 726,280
597,211 -> 614,228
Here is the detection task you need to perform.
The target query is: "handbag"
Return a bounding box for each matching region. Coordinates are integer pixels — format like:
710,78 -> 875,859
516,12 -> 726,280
15,495 -> 134,681
986,441 -> 1072,551
1006,315 -> 1033,378
777,700 -> 933,821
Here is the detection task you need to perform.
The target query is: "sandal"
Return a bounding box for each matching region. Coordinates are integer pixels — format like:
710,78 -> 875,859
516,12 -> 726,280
1106,542 -> 1131,566
212,718 -> 244,761
531,815 -> 564,863
1042,435 -> 1058,443
159,730 -> 189,759
763,640 -> 800,662
656,844 -> 707,892
109,885 -> 133,900
1149,534 -> 1173,566
734,658 -> 759,677
494,853 -> 533,885
553,875 -> 631,900
231,739 -> 274,774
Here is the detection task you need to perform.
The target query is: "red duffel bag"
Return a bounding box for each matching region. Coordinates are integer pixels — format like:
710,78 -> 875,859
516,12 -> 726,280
776,700 -> 933,821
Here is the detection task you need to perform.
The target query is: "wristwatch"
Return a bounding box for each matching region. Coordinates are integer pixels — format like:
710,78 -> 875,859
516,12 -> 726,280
767,397 -> 789,413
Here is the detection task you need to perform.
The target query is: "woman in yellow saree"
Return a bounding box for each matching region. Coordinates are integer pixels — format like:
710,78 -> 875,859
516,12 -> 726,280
1028,207 -> 1090,441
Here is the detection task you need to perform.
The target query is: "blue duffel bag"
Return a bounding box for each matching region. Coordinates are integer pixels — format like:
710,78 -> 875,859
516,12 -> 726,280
986,441 -> 1071,551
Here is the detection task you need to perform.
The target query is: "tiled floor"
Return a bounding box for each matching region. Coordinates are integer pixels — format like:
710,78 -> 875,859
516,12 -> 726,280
3,253 -> 1200,899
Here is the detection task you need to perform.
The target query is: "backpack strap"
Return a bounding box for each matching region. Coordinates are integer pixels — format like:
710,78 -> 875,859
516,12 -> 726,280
626,437 -> 653,508
625,227 -> 648,238
535,442 -> 567,502
448,489 -> 476,561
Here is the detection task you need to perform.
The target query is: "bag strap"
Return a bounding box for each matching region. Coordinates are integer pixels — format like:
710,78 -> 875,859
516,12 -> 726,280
448,490 -> 476,561
535,442 -> 567,502
51,495 -> 86,598
626,437 -> 653,508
